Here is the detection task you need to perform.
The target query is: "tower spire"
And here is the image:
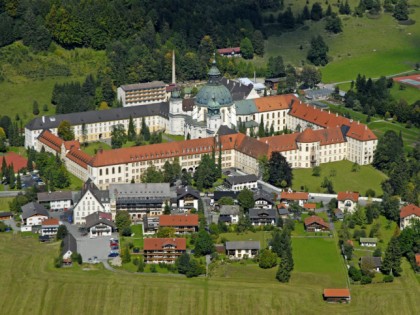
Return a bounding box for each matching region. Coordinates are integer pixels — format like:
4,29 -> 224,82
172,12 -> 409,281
172,50 -> 176,85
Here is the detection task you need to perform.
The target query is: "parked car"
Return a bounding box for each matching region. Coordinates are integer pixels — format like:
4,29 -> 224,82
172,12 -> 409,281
108,252 -> 119,258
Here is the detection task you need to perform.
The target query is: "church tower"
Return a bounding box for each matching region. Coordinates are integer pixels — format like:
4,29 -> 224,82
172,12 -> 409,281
206,96 -> 222,134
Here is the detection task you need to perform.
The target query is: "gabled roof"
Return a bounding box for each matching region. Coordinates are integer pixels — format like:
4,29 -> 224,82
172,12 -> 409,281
143,238 -> 186,251
120,81 -> 165,91
21,202 -> 49,220
225,241 -> 260,250
400,204 -> 420,218
304,216 -> 329,229
253,190 -> 275,204
217,125 -> 237,136
42,218 -> 59,226
280,192 -> 309,201
61,233 -> 77,256
26,102 -> 169,130
225,174 -> 258,185
337,192 -> 359,202
235,99 -> 258,115
38,130 -> 63,153
254,94 -> 298,113
219,205 -> 240,216
85,211 -> 115,229
260,134 -> 298,152
66,147 -> 93,169
80,179 -> 109,204
176,186 -> 200,200
360,256 -> 382,268
360,238 -> 378,243
248,208 -> 277,219
323,289 -> 350,298
159,214 -> 199,227
303,203 -> 316,210
217,47 -> 241,54
296,128 -> 319,143
37,191 -> 73,202
220,77 -> 254,101
0,211 -> 13,217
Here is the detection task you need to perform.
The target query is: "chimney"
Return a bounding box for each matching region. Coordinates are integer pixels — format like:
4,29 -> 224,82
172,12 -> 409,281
172,50 -> 176,85
42,116 -> 45,123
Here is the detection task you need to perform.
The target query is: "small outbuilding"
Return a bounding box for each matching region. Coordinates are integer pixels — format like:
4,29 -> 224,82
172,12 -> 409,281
360,237 -> 378,247
323,288 -> 351,303
0,212 -> 13,221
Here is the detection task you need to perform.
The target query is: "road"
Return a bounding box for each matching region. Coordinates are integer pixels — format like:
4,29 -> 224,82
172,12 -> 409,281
0,191 -> 23,197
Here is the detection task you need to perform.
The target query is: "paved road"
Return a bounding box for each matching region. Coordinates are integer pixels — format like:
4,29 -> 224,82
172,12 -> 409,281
0,191 -> 23,197
4,219 -> 19,234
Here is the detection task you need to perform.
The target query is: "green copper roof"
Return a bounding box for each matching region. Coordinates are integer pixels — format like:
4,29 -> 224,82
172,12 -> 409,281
235,99 -> 257,115
171,89 -> 181,99
195,60 -> 233,107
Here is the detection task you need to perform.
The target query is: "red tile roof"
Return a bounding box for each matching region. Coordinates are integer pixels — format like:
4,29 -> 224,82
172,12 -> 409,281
304,215 -> 329,229
42,218 -> 59,226
315,127 -> 346,146
276,203 -> 287,209
143,238 -> 187,251
280,192 -> 309,201
217,47 -> 241,54
289,101 -> 376,141
323,288 -> 350,298
260,134 -> 298,152
254,94 -> 298,113
66,147 -> 93,169
400,204 -> 420,218
303,203 -> 316,209
64,140 -> 80,151
38,130 -> 63,153
0,152 -> 28,173
337,192 -> 359,202
296,128 -> 319,143
159,215 -> 199,227
416,254 -> 420,267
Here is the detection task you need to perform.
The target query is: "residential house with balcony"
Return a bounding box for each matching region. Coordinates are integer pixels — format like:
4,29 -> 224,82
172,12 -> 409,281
143,238 -> 186,264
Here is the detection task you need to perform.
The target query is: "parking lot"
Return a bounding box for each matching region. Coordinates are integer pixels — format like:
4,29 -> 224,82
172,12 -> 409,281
63,222 -> 119,262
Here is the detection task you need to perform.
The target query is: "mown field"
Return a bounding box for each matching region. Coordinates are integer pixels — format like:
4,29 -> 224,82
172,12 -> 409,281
263,1 -> 420,83
1,233 -> 419,314
0,197 -> 13,211
292,160 -> 388,196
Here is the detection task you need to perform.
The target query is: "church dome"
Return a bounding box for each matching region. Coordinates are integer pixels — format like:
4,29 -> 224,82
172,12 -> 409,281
195,60 -> 233,107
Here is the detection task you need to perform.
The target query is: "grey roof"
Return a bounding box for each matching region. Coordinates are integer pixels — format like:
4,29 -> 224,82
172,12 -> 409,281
360,238 -> 378,243
217,125 -> 237,136
304,88 -> 334,99
61,233 -> 77,256
0,211 -> 13,217
219,205 -> 240,216
360,256 -> 382,268
110,183 -> 172,200
221,77 -> 254,101
120,81 -> 165,91
244,120 -> 259,128
235,99 -> 258,115
253,190 -> 275,203
176,186 -> 200,200
225,174 -> 258,186
85,212 -> 116,229
25,102 -> 169,130
278,208 -> 290,215
21,202 -> 49,220
225,241 -> 260,250
37,191 -> 73,202
81,179 -> 109,203
249,208 -> 277,219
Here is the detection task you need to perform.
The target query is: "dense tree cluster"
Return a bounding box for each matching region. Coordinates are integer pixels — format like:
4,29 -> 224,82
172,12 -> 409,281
271,228 -> 294,282
175,252 -> 205,278
268,152 -> 293,188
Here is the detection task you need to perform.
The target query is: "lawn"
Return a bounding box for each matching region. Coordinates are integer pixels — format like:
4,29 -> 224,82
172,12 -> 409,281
68,173 -> 83,191
218,231 -> 273,248
121,224 -> 144,249
292,237 -> 347,287
164,133 -> 185,142
0,233 -> 420,314
0,42 -> 107,125
292,160 -> 387,196
292,213 -> 331,237
262,2 -> 420,83
81,142 -> 111,156
390,83 -> 420,104
0,197 -> 13,211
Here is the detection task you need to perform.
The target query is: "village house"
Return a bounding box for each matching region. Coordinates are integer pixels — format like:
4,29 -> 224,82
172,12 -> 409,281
37,191 -> 73,211
337,191 -> 359,213
218,205 -> 240,224
224,174 -> 258,191
143,238 -> 186,264
277,203 -> 290,219
143,216 -> 160,234
334,208 -> 344,220
253,190 -> 275,209
175,186 -> 200,211
41,218 -> 60,236
159,214 -> 199,234
85,211 -> 116,238
21,202 -> 49,227
323,288 -> 351,303
109,183 -> 174,222
225,241 -> 260,259
0,212 -> 13,221
304,216 -> 329,232
73,179 -> 110,225
400,204 -> 420,230
360,238 -> 378,247
248,208 -> 277,226
360,256 -> 382,273
62,233 -> 78,266
280,192 -> 309,207
303,203 -> 316,211
217,47 -> 241,58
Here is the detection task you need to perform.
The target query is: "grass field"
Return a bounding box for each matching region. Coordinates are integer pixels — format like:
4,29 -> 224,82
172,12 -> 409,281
218,231 -> 273,248
81,142 -> 111,156
0,233 -> 419,314
390,83 -> 420,104
292,160 -> 387,196
68,173 -> 83,191
262,2 -> 420,83
0,197 -> 13,211
0,42 -> 107,124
